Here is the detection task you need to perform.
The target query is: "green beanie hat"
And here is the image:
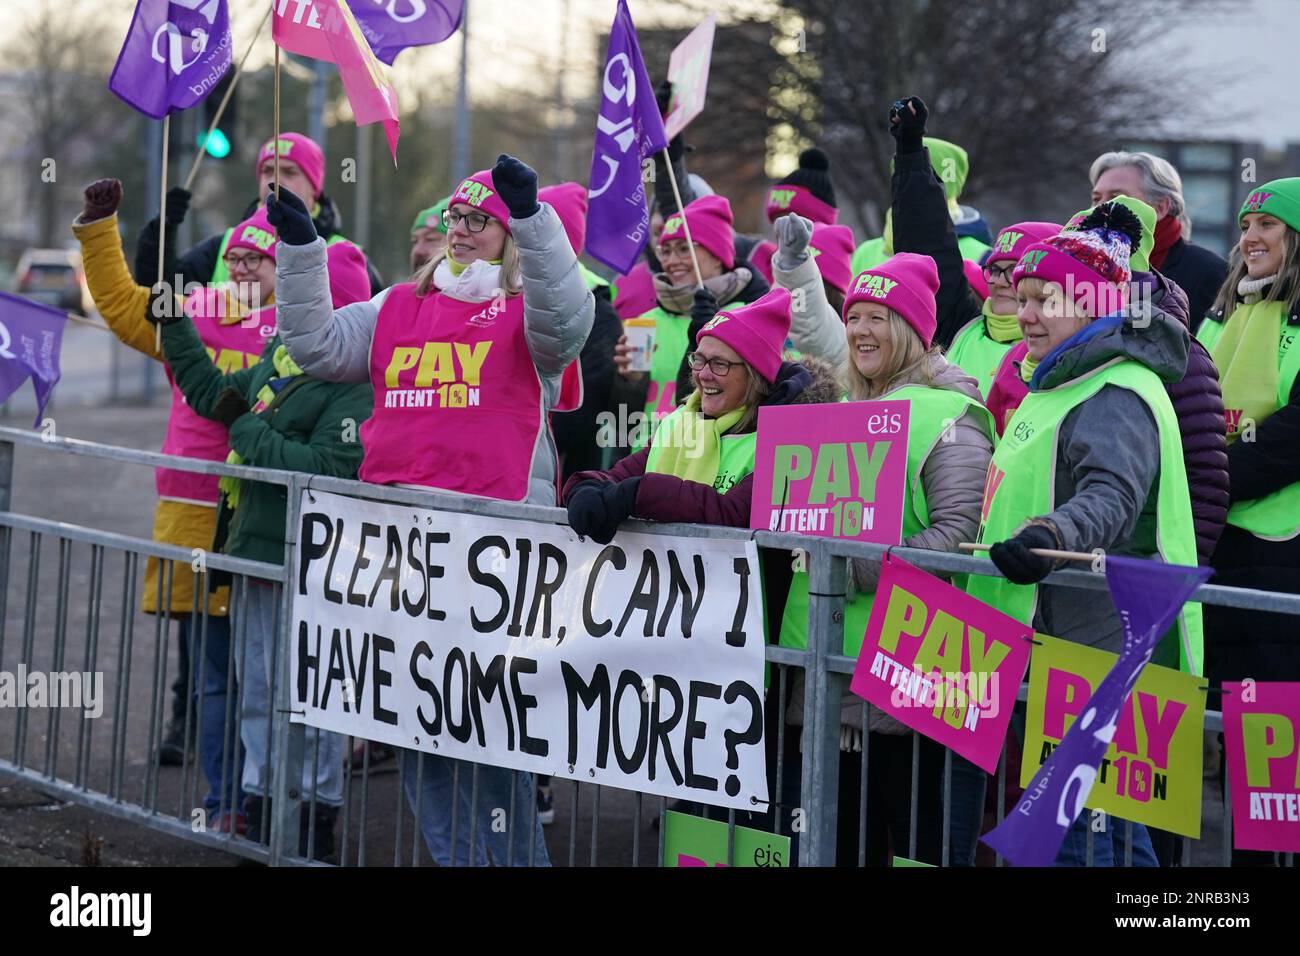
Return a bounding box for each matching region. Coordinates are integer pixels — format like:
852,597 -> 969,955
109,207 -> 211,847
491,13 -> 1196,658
1239,178 -> 1300,233
1064,195 -> 1157,272
411,196 -> 451,235
887,136 -> 969,203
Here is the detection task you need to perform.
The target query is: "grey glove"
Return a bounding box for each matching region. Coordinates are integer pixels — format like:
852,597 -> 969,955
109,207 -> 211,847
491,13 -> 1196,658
774,213 -> 814,272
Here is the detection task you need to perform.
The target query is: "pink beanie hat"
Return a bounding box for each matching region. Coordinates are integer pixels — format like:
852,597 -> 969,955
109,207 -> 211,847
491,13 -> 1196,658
807,224 -> 855,294
256,133 -> 325,199
449,169 -> 513,234
698,286 -> 792,384
765,185 -> 838,226
326,241 -> 371,308
658,194 -> 735,270
539,182 -> 588,254
1012,204 -> 1141,317
843,252 -> 940,348
226,207 -> 278,262
987,221 -> 1062,265
963,258 -> 990,301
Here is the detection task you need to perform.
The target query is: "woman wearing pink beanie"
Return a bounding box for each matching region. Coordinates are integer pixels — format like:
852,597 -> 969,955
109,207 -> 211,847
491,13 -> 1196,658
613,193 -> 771,443
565,287 -> 838,536
778,250 -> 995,866
769,214 -> 858,363
749,147 -> 841,285
967,201 -> 1200,866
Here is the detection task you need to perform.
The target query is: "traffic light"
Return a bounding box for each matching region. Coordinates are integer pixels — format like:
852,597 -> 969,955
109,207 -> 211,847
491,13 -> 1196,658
197,71 -> 237,159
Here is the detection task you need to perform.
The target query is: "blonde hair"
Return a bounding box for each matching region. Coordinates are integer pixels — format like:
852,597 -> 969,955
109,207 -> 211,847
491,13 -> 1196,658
1212,223 -> 1300,317
413,233 -> 523,297
843,309 -> 938,400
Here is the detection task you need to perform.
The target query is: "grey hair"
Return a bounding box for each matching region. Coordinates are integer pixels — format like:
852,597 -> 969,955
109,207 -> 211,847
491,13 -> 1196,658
1089,151 -> 1192,237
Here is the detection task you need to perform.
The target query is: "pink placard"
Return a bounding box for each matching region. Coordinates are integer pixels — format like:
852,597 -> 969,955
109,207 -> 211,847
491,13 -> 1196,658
1223,681 -> 1300,853
848,556 -> 1032,773
750,400 -> 909,543
663,14 -> 717,140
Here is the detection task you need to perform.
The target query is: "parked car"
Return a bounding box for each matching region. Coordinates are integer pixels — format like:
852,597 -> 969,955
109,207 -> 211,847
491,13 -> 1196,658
11,248 -> 93,315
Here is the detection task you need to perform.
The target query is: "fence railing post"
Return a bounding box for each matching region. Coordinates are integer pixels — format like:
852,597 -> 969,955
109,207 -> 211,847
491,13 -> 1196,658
269,474 -> 306,864
0,439 -> 12,652
799,539 -> 845,866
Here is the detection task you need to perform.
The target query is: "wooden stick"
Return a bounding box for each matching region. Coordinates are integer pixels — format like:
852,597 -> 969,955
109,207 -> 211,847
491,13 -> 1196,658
273,45 -> 281,200
960,542 -> 1102,565
185,4 -> 271,191
660,149 -> 705,289
156,113 -> 170,353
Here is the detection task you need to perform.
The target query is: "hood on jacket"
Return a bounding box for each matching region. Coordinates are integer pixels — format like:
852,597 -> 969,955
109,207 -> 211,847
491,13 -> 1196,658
1033,301 -> 1190,391
775,355 -> 842,407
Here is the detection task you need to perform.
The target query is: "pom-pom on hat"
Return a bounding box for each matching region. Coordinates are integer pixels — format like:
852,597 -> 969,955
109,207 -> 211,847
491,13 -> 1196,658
697,286 -> 793,384
766,148 -> 838,224
1014,201 -> 1143,317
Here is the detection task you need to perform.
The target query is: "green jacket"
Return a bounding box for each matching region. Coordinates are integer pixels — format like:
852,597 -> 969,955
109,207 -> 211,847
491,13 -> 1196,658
161,318 -> 373,566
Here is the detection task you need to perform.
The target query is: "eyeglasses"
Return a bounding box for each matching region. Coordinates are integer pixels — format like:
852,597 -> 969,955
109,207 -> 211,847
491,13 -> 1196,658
983,262 -> 1015,284
442,209 -> 493,233
223,253 -> 267,272
687,351 -> 744,377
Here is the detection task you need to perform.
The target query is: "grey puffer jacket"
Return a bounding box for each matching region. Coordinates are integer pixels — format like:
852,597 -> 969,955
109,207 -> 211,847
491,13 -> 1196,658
273,203 -> 594,506
1028,307 -> 1190,654
788,354 -> 994,736
772,247 -> 848,365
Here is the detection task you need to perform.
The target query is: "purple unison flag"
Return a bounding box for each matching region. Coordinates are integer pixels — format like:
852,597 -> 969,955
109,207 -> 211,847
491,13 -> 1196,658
109,0 -> 233,119
584,0 -> 669,275
346,0 -> 464,66
0,292 -> 68,427
981,556 -> 1211,867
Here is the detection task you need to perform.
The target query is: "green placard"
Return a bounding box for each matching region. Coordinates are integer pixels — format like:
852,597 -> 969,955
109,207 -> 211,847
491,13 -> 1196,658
661,810 -> 790,868
891,856 -> 935,867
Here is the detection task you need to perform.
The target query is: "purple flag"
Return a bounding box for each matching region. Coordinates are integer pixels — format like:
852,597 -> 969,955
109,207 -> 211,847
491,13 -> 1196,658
109,0 -> 233,119
585,0 -> 669,275
345,0 -> 464,66
981,556 -> 1211,866
0,293 -> 67,428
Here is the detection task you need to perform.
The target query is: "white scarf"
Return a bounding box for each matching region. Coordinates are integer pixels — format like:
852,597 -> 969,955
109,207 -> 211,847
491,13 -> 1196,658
433,258 -> 505,302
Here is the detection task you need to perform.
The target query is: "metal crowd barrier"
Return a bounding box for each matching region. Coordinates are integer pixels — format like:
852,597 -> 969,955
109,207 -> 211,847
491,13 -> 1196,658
0,425 -> 1296,868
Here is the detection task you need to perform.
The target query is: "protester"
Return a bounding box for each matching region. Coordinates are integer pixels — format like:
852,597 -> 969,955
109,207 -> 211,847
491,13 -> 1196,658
409,197 -> 450,273
155,239 -> 372,860
851,131 -> 992,279
74,178 -> 278,833
268,153 -> 592,866
564,287 -> 836,534
749,148 -> 841,285
769,215 -> 856,363
947,221 -> 1062,396
1090,151 -> 1228,328
967,202 -> 1201,866
137,133 -> 383,296
985,196 -> 1229,567
612,195 -> 769,445
777,251 -> 994,866
1198,179 -> 1300,689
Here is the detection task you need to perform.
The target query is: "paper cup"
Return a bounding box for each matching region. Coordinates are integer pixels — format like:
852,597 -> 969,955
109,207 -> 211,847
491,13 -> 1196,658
623,318 -> 656,373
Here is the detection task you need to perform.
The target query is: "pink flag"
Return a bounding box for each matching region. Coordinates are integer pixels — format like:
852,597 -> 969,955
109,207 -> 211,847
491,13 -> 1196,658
272,0 -> 400,165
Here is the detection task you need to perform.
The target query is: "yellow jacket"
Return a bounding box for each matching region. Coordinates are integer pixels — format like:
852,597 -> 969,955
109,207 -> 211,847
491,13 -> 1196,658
73,213 -> 241,616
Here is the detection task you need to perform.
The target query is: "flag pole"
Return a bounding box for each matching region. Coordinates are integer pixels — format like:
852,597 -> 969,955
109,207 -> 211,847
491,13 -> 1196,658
660,149 -> 704,290
185,4 -> 272,191
959,542 -> 1102,566
155,113 -> 170,353
273,45 -> 282,199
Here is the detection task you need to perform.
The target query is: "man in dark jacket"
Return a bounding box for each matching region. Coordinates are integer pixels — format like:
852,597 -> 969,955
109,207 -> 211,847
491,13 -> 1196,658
135,133 -> 384,296
1089,151 -> 1227,329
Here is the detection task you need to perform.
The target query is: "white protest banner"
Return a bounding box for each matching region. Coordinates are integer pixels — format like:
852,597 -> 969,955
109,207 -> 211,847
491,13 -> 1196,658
663,13 -> 717,140
291,490 -> 767,811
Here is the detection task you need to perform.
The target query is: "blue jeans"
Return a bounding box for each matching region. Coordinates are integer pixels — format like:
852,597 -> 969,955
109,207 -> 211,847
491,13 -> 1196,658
1056,812 -> 1159,866
182,614 -> 245,817
236,581 -> 343,806
397,749 -> 550,867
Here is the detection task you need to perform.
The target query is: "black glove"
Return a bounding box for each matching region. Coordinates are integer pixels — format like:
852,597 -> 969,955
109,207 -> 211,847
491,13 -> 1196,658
889,95 -> 928,154
159,187 -> 192,227
211,388 -> 252,427
264,186 -> 317,246
764,361 -> 813,406
136,186 -> 192,287
491,153 -> 539,220
989,524 -> 1060,586
689,287 -> 719,330
656,79 -> 673,117
567,478 -> 642,545
145,282 -> 184,327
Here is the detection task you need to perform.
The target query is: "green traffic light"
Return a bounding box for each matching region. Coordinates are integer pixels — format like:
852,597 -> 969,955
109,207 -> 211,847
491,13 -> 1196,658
197,128 -> 231,159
